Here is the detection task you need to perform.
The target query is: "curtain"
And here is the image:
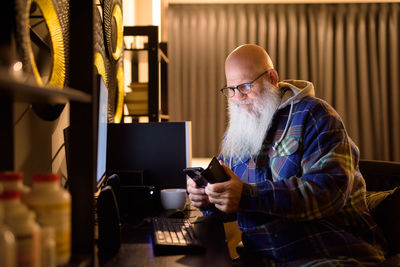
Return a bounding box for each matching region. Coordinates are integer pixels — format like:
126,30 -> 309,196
168,3 -> 400,161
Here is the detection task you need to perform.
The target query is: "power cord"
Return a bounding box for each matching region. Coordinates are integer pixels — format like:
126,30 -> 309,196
48,142 -> 65,171
14,104 -> 32,126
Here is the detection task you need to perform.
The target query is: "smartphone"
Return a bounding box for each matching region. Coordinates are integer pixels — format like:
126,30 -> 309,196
182,167 -> 204,179
201,157 -> 230,184
183,157 -> 230,187
183,167 -> 208,188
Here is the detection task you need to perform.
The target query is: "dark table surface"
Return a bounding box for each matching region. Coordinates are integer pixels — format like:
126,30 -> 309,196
101,213 -> 237,267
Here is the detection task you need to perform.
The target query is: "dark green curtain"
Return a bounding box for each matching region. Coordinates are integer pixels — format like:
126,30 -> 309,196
168,3 -> 400,161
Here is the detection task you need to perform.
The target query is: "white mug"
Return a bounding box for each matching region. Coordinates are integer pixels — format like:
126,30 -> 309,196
160,188 -> 187,210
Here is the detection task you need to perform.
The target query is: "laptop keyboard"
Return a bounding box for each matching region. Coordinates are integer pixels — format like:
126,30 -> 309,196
151,217 -> 205,255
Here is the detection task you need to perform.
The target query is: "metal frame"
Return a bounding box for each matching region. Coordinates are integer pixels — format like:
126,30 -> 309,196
68,0 -> 95,263
124,26 -> 161,122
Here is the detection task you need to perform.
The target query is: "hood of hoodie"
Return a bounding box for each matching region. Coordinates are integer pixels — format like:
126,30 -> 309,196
268,80 -> 315,151
277,79 -> 315,110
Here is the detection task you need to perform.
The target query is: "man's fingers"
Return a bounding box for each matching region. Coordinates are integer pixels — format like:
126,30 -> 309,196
205,181 -> 229,194
187,178 -> 196,186
189,192 -> 208,202
188,186 -> 202,194
208,195 -> 226,206
187,177 -> 210,208
189,195 -> 210,208
187,183 -> 206,195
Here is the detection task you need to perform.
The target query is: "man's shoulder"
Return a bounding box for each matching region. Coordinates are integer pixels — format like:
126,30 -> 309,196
294,96 -> 341,119
283,97 -> 345,132
295,96 -> 331,109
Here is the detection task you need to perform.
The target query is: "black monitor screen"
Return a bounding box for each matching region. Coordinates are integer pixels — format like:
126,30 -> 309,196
106,122 -> 191,190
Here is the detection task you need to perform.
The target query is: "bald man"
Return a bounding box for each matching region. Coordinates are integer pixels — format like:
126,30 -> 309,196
187,44 -> 387,266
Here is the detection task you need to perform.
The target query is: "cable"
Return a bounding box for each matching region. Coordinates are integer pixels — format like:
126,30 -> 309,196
61,172 -> 69,190
48,142 -> 65,171
14,104 -> 32,126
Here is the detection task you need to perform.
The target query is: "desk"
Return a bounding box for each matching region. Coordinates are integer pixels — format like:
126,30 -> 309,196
101,215 -> 236,267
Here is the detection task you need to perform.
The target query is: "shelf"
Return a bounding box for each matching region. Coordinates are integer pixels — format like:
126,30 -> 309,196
124,48 -> 149,51
159,114 -> 170,120
124,113 -> 170,119
0,74 -> 91,103
123,26 -> 163,122
159,48 -> 169,64
124,48 -> 169,63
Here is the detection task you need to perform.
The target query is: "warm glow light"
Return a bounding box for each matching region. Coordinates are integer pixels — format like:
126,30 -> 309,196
139,116 -> 149,123
123,104 -> 129,115
124,116 -> 133,123
123,0 -> 135,26
123,58 -> 132,93
13,61 -> 23,72
152,0 -> 161,41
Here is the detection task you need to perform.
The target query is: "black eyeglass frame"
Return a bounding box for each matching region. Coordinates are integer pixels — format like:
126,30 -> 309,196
220,70 -> 270,98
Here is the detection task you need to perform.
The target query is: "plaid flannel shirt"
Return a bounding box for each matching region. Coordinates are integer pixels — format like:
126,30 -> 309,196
212,81 -> 387,264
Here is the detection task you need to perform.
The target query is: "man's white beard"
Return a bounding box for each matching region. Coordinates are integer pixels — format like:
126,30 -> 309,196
222,82 -> 282,159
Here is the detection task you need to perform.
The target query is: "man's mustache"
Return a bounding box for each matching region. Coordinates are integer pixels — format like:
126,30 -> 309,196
231,99 -> 253,105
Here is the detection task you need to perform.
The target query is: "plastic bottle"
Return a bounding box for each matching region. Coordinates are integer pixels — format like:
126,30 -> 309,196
0,184 -> 16,267
24,173 -> 71,266
1,191 -> 41,267
41,227 -> 56,267
0,171 -> 30,196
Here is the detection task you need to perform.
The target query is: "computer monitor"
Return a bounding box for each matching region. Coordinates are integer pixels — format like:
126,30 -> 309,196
94,74 -> 108,190
63,75 -> 108,192
106,122 -> 192,190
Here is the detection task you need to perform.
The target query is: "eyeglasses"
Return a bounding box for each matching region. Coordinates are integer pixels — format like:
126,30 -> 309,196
220,70 -> 269,98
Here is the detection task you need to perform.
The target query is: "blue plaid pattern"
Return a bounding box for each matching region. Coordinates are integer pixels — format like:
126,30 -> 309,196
216,94 -> 387,265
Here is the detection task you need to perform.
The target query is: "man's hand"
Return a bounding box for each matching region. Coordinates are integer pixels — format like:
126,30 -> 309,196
205,163 -> 243,213
187,177 -> 210,208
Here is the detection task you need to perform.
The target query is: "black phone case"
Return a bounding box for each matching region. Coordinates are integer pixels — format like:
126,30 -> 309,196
183,167 -> 207,187
201,157 -> 230,184
183,167 -> 204,178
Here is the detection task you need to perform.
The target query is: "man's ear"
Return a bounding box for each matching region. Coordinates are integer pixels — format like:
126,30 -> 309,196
268,69 -> 279,86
